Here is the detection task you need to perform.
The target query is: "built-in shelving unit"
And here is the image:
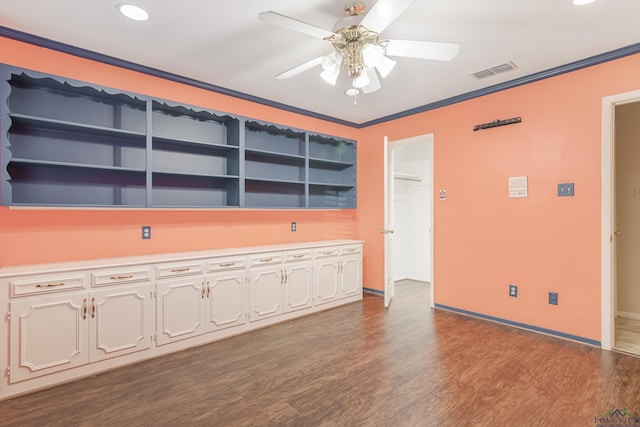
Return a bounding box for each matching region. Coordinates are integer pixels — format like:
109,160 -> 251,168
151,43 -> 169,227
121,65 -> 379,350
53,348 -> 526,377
0,66 -> 356,209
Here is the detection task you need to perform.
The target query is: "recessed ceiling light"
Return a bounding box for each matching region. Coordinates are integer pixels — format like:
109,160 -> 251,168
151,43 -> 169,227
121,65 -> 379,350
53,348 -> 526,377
573,0 -> 596,5
345,88 -> 360,97
118,4 -> 149,21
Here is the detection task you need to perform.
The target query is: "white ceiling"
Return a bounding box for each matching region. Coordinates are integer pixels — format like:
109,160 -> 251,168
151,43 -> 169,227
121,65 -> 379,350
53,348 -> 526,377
1,0 -> 639,125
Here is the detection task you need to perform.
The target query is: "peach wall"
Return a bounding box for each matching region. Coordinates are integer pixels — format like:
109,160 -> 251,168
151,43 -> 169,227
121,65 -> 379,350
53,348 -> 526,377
0,37 -> 359,267
3,34 -> 640,342
362,53 -> 640,342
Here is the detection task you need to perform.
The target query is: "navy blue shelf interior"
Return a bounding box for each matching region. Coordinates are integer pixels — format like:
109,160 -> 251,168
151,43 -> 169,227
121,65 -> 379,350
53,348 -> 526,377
0,66 -> 357,209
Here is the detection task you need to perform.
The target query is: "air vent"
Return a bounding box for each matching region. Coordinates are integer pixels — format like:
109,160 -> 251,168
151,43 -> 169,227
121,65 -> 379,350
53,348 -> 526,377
472,61 -> 518,79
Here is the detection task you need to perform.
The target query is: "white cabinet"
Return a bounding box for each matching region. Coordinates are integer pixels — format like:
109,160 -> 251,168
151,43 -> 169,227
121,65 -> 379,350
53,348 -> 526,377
339,246 -> 363,298
249,250 -> 314,321
10,291 -> 88,383
283,250 -> 313,313
89,284 -> 152,362
205,256 -> 247,331
8,269 -> 152,383
0,240 -> 362,400
156,257 -> 248,345
155,260 -> 206,345
249,253 -> 284,322
313,245 -> 362,305
313,247 -> 341,306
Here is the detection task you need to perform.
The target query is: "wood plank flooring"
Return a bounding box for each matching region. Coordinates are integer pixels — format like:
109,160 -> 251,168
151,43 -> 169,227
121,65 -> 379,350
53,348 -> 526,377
615,316 -> 640,355
2,281 -> 640,426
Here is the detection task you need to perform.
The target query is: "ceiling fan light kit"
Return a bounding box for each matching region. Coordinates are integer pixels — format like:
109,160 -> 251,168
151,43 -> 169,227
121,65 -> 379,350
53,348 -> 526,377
259,0 -> 459,100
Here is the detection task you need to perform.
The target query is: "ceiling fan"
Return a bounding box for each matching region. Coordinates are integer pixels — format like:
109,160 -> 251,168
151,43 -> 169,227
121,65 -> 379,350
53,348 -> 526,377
258,0 -> 459,97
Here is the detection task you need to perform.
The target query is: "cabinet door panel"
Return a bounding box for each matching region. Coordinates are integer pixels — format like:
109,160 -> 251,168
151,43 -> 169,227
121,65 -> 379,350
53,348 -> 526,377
156,277 -> 205,345
207,270 -> 247,331
314,260 -> 340,305
249,267 -> 283,321
10,293 -> 88,383
284,262 -> 313,313
340,256 -> 362,298
89,284 -> 152,362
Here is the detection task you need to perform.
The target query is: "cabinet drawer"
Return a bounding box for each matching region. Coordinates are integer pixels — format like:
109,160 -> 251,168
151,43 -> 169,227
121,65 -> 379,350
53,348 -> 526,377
206,256 -> 247,272
340,245 -> 362,256
92,267 -> 151,287
283,250 -> 313,263
10,273 -> 86,297
249,252 -> 282,267
156,261 -> 204,279
315,247 -> 340,258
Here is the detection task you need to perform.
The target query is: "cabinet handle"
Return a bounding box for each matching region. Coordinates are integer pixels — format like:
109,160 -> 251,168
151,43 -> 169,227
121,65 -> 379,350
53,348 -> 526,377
91,297 -> 96,319
36,282 -> 65,288
285,270 -> 288,283
110,275 -> 134,280
259,258 -> 273,263
293,254 -> 305,258
206,282 -> 211,298
82,298 -> 87,320
345,248 -> 357,252
171,267 -> 190,273
321,251 -> 334,255
201,283 -> 206,299
219,262 -> 235,267
280,271 -> 284,285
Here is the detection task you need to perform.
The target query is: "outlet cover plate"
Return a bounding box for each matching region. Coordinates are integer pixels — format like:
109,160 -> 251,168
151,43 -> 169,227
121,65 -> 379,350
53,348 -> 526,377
549,292 -> 558,305
509,284 -> 518,297
142,226 -> 151,240
291,222 -> 297,232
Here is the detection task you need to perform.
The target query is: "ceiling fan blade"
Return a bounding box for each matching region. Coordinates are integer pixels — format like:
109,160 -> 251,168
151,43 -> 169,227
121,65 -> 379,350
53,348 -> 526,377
386,40 -> 460,61
361,0 -> 417,34
258,11 -> 334,40
276,56 -> 323,79
362,68 -> 382,94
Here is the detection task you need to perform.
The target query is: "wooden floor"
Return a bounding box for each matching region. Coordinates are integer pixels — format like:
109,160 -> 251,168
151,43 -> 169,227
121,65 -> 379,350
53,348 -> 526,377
2,281 -> 640,426
615,316 -> 640,355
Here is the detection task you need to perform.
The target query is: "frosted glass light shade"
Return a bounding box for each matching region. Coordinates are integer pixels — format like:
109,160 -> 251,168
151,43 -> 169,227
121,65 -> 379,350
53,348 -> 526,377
321,67 -> 340,85
362,44 -> 384,67
375,56 -> 396,78
353,72 -> 370,89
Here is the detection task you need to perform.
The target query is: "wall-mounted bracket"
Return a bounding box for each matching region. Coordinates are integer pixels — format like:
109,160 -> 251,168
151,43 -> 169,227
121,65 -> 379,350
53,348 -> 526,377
473,117 -> 522,131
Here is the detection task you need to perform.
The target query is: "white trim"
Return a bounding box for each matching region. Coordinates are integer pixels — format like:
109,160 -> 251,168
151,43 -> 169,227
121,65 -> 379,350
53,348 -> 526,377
601,89 -> 640,351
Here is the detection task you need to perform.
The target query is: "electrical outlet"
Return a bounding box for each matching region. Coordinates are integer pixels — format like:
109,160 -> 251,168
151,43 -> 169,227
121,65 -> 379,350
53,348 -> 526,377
142,226 -> 151,240
291,222 -> 297,232
558,183 -> 574,197
549,292 -> 558,305
509,284 -> 518,297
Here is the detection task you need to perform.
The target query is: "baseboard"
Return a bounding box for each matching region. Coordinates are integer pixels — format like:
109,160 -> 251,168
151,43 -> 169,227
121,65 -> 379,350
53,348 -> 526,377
393,276 -> 430,283
617,311 -> 640,320
434,303 -> 601,347
363,287 -> 384,296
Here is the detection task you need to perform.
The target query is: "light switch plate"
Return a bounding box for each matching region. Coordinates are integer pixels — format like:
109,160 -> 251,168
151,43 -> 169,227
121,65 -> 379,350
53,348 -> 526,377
558,183 -> 574,197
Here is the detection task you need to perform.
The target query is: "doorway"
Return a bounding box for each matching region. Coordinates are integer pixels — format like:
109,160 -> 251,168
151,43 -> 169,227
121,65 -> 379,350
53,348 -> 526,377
602,90 -> 640,353
383,134 -> 434,308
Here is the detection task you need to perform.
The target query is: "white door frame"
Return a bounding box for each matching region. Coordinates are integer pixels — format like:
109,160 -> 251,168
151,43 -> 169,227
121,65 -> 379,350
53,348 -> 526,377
601,89 -> 640,350
384,133 -> 435,308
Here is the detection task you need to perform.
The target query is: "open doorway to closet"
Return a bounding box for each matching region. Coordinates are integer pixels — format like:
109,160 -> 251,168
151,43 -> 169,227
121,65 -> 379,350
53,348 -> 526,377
383,134 -> 434,308
613,100 -> 640,355
602,89 -> 640,355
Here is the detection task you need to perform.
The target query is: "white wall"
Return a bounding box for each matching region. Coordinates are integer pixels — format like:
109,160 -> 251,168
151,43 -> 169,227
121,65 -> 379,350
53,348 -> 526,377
392,140 -> 432,282
616,101 -> 640,317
